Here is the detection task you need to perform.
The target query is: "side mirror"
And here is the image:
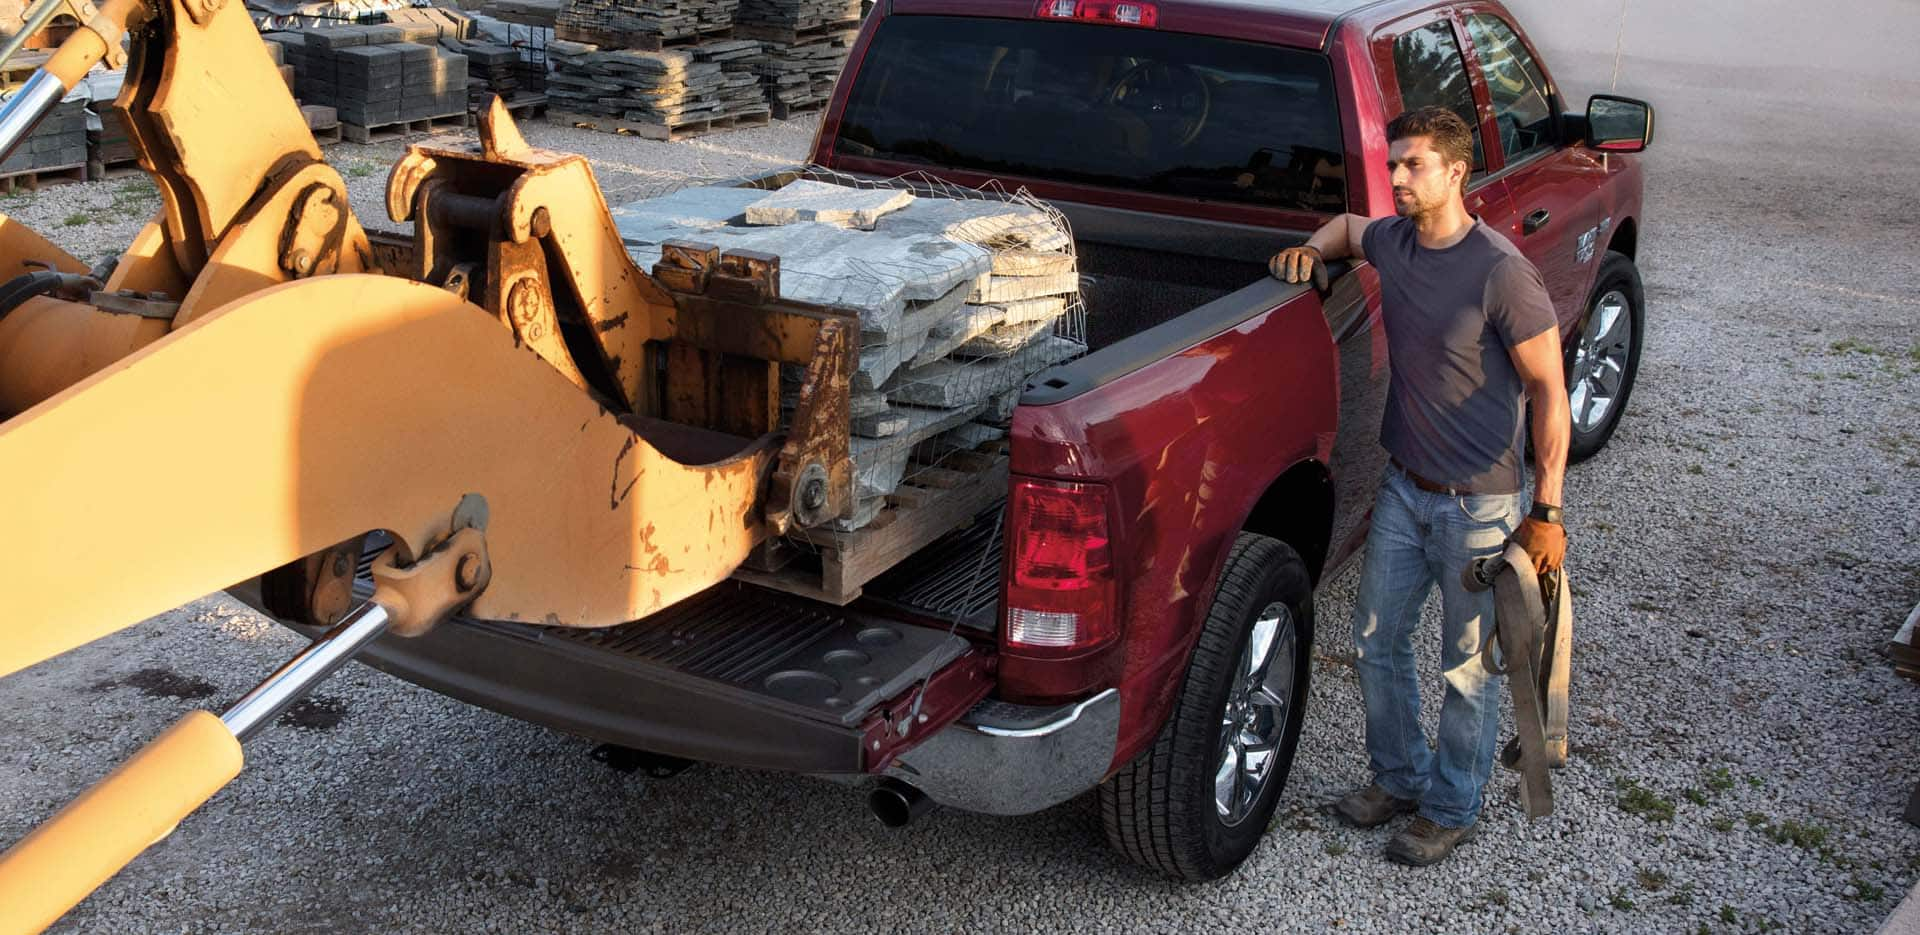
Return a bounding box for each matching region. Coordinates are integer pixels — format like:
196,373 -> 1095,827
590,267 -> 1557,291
1586,94 -> 1654,153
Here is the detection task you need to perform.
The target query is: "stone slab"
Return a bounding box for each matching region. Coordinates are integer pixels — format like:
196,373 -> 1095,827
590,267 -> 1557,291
875,197 -> 1072,252
889,336 -> 1082,409
972,271 -> 1079,304
992,248 -> 1076,276
743,179 -> 917,230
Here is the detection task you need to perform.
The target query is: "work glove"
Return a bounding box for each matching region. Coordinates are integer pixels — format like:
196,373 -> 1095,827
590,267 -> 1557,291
1511,517 -> 1567,577
1268,245 -> 1322,284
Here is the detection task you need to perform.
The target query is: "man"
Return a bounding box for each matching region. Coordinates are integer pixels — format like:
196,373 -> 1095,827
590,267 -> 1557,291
1270,106 -> 1569,866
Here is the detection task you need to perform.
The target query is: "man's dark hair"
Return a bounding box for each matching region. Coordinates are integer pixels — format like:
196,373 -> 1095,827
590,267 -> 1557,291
1386,106 -> 1475,196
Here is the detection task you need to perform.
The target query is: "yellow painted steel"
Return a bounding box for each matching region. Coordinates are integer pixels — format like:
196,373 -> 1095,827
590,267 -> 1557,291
0,710 -> 242,935
0,274 -> 777,679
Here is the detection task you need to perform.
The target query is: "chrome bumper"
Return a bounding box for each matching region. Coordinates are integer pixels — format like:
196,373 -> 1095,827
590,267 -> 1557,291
886,688 -> 1119,816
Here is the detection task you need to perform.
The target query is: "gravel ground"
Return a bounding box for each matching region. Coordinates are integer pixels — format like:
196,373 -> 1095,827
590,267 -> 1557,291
2,44 -> 1918,935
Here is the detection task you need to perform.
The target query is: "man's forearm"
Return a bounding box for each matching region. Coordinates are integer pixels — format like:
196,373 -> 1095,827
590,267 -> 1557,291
1305,213 -> 1361,261
1528,379 -> 1569,507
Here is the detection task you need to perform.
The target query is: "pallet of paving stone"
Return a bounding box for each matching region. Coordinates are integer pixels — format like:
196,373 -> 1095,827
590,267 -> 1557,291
747,24 -> 856,117
303,103 -> 344,143
479,0 -> 561,26
0,49 -> 50,91
546,38 -> 770,136
731,445 -> 1009,606
730,13 -> 857,44
555,0 -> 742,48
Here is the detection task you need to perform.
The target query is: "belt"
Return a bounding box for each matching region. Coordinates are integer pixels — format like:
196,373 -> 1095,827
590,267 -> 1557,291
1466,544 -> 1573,820
1390,459 -> 1517,497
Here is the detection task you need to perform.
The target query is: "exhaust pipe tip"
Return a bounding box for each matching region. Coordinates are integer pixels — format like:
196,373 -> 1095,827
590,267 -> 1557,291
868,778 -> 933,828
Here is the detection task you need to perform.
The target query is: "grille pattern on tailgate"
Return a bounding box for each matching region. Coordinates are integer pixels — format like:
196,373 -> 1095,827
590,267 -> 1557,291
860,508 -> 1003,633
550,587 -> 845,683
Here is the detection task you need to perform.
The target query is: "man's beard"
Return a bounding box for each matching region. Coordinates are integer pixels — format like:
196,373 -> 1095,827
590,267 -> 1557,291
1394,188 -> 1438,219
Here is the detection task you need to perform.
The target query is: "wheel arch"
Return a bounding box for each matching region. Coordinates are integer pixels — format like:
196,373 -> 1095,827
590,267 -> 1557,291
1238,458 -> 1336,586
1607,216 -> 1638,260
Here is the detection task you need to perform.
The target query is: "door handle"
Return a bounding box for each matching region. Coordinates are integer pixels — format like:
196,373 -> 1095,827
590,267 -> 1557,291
1523,209 -> 1552,235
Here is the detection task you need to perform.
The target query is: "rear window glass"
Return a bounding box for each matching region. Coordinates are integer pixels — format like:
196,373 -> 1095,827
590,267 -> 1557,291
832,15 -> 1346,212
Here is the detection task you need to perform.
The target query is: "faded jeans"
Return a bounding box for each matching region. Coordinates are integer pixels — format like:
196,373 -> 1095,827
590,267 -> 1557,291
1352,466 -> 1521,828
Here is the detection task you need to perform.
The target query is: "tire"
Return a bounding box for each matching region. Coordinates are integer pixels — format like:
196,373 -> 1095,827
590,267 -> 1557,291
1566,251 -> 1645,462
1099,533 -> 1314,881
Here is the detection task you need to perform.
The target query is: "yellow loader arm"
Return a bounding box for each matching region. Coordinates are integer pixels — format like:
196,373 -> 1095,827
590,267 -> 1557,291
0,0 -> 860,924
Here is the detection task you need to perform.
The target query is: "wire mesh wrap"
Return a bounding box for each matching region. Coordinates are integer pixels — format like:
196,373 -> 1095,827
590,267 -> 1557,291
610,166 -> 1087,534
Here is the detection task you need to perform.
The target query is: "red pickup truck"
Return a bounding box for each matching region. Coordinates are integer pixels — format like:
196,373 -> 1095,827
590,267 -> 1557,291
299,0 -> 1653,880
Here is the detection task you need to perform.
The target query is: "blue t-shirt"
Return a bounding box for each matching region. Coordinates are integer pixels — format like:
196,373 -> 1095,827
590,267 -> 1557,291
1361,216 -> 1557,494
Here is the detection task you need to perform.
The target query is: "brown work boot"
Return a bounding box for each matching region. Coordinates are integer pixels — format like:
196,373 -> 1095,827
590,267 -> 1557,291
1384,816 -> 1477,866
1328,784 -> 1418,829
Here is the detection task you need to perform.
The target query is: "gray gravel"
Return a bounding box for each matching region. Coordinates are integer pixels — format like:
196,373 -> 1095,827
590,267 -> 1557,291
2,38 -> 1918,935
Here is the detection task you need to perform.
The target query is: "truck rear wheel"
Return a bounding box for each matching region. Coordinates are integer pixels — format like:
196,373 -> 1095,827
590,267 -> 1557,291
1099,533 -> 1313,880
1567,251 -> 1645,462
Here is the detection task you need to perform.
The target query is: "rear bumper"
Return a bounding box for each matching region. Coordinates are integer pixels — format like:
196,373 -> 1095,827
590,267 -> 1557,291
885,688 -> 1119,815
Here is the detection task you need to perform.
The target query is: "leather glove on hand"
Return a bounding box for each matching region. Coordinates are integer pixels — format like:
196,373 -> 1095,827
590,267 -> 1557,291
1511,517 -> 1567,577
1268,245 -> 1321,283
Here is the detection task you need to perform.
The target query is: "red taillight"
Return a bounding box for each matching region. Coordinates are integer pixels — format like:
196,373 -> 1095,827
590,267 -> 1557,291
1004,478 -> 1117,654
1033,0 -> 1158,26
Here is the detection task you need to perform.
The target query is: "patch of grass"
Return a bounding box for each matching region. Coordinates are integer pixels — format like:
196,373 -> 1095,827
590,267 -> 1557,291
344,162 -> 378,178
1323,840 -> 1348,857
1610,889 -> 1636,911
1745,775 -> 1765,789
1616,779 -> 1675,822
1745,811 -> 1770,829
1768,819 -> 1830,852
1851,877 -> 1886,901
1830,337 -> 1876,355
1709,815 -> 1736,833
1705,767 -> 1735,794
1667,883 -> 1695,907
1636,867 -> 1669,891
1720,905 -> 1738,924
1480,888 -> 1509,908
61,211 -> 91,226
108,177 -> 159,219
1684,788 -> 1708,806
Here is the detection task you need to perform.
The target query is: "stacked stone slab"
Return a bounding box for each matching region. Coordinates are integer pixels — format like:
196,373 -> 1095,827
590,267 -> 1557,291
555,0 -> 738,45
459,42 -> 526,109
273,25 -> 467,129
0,98 -> 86,177
547,37 -> 767,132
737,20 -> 856,117
610,179 -> 1083,530
735,0 -> 858,33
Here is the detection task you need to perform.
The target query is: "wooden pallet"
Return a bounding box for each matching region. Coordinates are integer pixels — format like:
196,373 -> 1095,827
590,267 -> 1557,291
310,121 -> 343,145
769,98 -> 827,120
732,18 -> 860,45
341,112 -> 471,144
733,445 -> 1010,606
553,23 -> 733,50
0,163 -> 86,195
549,108 -> 769,141
85,157 -> 143,181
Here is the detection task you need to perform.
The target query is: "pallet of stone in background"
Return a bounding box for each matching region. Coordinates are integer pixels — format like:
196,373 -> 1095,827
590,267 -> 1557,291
732,0 -> 860,119
481,0 -> 562,27
458,41 -> 547,116
0,97 -> 88,193
554,0 -> 740,50
546,37 -> 769,141
86,108 -> 138,178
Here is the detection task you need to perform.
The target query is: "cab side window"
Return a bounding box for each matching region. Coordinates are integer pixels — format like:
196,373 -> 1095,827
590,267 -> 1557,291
1463,14 -> 1555,162
1389,20 -> 1486,173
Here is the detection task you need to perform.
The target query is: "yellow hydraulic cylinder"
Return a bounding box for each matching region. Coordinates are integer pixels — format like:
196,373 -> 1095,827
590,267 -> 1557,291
0,711 -> 243,935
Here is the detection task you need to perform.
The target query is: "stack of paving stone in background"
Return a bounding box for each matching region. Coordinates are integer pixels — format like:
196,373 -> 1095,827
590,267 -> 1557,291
610,178 -> 1085,529
460,42 -> 525,110
269,24 -> 467,136
0,97 -> 86,180
547,37 -> 767,138
733,0 -> 861,118
554,0 -> 737,46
